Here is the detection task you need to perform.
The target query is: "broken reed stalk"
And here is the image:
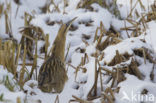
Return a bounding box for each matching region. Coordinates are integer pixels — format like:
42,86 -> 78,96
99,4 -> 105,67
4,41 -> 15,74
80,57 -> 84,66
96,32 -> 103,48
16,97 -> 21,103
20,33 -> 34,41
84,53 -> 89,64
75,53 -> 89,81
15,3 -> 19,18
101,67 -> 113,75
83,54 -> 86,65
80,53 -> 89,66
146,51 -> 156,64
138,0 -> 145,11
51,0 -> 60,12
84,54 -> 87,64
4,10 -> 11,37
14,44 -> 21,78
19,45 -> 26,88
29,39 -> 38,80
82,39 -> 89,46
72,95 -> 89,103
11,44 -> 16,75
135,10 -> 140,18
136,23 -> 139,37
116,68 -> 119,84
99,65 -> 104,91
7,1 -> 12,35
115,50 -> 122,64
124,20 -> 130,38
108,50 -> 123,66
134,48 -> 156,64
97,36 -> 110,51
142,48 -> 146,64
105,87 -> 115,101
116,68 -> 126,84
20,12 -> 41,60
150,64 -> 155,81
24,12 -> 32,26
75,66 -> 80,82
105,67 -> 126,88
0,3 -> 4,18
35,41 -> 38,80
140,14 -> 148,32
130,58 -> 143,80
63,0 -> 68,14
54,95 -> 59,103
0,40 -> 19,78
109,89 -> 115,101
45,34 -> 49,60
4,1 -> 13,38
87,58 -> 99,100
100,21 -> 107,34
97,60 -> 104,91
99,52 -> 104,61
96,21 -> 107,47
93,27 -> 100,42
94,58 -> 98,96
125,19 -> 140,37
15,44 -> 21,66
126,19 -> 137,26
120,26 -> 141,31
111,72 -> 116,88
128,0 -> 139,18
102,87 -> 115,103
102,93 -> 114,103
67,63 -> 77,70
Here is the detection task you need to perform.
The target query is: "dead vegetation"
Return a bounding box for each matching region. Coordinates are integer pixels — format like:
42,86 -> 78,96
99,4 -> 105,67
0,0 -> 156,103
0,40 -> 19,77
69,1 -> 156,102
77,0 -> 121,18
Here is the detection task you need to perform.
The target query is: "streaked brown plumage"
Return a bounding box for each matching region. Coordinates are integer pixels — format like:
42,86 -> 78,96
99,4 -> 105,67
38,17 -> 77,93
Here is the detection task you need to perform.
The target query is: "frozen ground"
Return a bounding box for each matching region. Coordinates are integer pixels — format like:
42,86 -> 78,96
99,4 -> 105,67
0,0 -> 156,103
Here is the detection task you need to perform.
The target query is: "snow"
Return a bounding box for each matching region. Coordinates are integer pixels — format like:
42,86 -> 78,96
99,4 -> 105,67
0,66 -> 25,103
145,21 -> 156,52
116,74 -> 156,103
116,0 -> 154,19
102,36 -> 150,64
0,0 -> 156,103
85,43 -> 96,56
79,58 -> 96,99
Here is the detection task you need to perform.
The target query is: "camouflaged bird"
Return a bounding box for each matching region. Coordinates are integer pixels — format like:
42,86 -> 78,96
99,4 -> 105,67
38,17 -> 77,93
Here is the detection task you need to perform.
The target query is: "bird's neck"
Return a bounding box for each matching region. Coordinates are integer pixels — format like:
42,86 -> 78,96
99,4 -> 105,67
52,37 -> 66,62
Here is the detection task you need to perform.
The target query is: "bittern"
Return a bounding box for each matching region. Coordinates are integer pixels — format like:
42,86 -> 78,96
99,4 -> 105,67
38,17 -> 77,93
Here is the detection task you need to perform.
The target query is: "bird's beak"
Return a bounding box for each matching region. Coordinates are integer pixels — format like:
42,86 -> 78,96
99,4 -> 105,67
65,17 -> 77,32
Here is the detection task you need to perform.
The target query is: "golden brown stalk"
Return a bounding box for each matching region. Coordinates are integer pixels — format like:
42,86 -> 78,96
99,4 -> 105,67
38,17 -> 77,93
